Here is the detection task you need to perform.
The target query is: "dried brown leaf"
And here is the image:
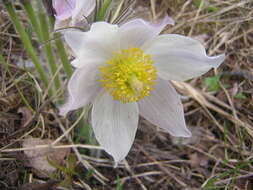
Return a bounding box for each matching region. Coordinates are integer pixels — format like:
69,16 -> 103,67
22,138 -> 70,175
18,106 -> 33,127
189,153 -> 209,168
19,180 -> 59,190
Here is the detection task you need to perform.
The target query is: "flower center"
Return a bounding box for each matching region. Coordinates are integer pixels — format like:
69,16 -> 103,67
99,48 -> 157,103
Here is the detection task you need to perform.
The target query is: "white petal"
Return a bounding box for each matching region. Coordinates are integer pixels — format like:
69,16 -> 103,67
151,14 -> 175,27
64,22 -> 120,68
64,29 -> 87,56
138,78 -> 191,137
92,91 -> 139,163
72,0 -> 96,23
143,34 -> 225,81
119,15 -> 173,49
70,56 -> 101,68
59,62 -> 101,116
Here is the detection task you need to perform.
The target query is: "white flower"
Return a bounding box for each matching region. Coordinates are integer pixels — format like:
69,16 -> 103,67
53,0 -> 95,28
60,17 -> 225,164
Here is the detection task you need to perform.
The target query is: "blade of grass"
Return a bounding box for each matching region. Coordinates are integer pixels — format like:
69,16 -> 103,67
223,121 -> 229,163
0,53 -> 8,74
203,159 -> 253,188
3,2 -> 50,94
96,0 -> 113,21
22,0 -> 42,41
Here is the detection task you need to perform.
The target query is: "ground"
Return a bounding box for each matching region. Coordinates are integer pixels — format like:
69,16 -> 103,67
0,0 -> 253,189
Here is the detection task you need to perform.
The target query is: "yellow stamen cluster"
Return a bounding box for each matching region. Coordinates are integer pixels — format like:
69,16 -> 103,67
99,48 -> 157,103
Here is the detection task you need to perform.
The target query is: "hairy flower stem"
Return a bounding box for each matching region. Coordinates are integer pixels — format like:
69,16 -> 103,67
48,17 -> 73,79
37,1 -> 62,95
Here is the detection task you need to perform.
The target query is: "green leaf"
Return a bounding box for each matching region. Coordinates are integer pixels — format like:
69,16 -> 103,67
85,169 -> 94,180
59,176 -> 72,188
116,176 -> 124,190
47,156 -> 77,176
223,83 -> 231,89
193,0 -> 205,9
47,157 -> 68,173
75,121 -> 92,143
206,6 -> 219,12
204,75 -> 220,91
234,92 -> 246,99
193,0 -> 218,12
67,154 -> 77,173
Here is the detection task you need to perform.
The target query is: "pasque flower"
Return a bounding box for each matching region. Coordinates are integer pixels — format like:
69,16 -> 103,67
60,16 -> 225,163
53,0 -> 95,26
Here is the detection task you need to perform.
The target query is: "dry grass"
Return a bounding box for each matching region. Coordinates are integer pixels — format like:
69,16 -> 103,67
0,0 -> 253,189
